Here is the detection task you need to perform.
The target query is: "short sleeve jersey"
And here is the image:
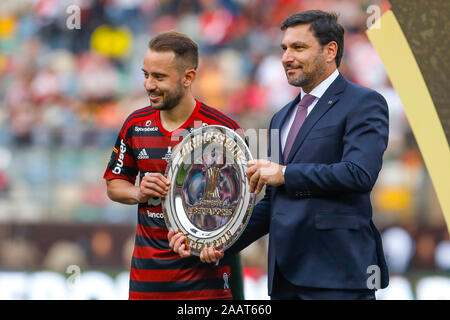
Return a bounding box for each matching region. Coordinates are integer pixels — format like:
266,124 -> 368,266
104,99 -> 242,300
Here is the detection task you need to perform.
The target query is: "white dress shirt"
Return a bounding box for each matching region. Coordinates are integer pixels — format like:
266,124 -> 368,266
281,69 -> 340,153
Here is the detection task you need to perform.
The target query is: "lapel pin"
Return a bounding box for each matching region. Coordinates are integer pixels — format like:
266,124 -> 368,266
328,100 -> 333,104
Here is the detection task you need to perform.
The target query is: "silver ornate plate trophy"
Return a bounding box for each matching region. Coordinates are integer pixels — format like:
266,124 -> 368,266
163,125 -> 255,256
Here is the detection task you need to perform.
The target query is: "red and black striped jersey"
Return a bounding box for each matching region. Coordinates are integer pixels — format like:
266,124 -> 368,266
104,99 -> 242,300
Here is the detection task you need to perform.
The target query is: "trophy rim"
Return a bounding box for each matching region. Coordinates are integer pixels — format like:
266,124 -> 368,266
162,125 -> 255,256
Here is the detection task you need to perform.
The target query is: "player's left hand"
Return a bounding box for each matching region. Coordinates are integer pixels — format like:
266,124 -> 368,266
246,159 -> 285,194
200,247 -> 224,264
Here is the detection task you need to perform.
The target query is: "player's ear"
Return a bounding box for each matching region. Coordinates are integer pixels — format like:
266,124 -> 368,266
182,68 -> 196,88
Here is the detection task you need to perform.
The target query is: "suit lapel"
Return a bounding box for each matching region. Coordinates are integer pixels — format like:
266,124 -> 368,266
286,74 -> 347,163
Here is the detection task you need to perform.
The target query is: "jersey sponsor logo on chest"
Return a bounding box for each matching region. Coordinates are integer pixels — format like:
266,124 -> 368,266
135,126 -> 158,132
147,210 -> 164,219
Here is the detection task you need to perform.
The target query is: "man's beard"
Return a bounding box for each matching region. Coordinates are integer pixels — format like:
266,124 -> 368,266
148,81 -> 184,111
286,66 -> 315,87
285,52 -> 327,88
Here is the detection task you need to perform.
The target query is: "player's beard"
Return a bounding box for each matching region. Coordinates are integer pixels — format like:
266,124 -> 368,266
148,80 -> 184,111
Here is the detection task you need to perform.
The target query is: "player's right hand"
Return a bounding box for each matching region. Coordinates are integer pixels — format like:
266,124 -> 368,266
168,229 -> 191,258
137,172 -> 170,203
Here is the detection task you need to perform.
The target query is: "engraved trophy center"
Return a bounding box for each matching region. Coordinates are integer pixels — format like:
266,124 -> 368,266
163,125 -> 255,256
184,159 -> 237,231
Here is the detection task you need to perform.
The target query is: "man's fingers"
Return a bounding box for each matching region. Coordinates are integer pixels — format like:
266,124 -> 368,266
247,160 -> 256,167
248,170 -> 260,193
255,176 -> 266,194
245,163 -> 257,180
248,159 -> 268,168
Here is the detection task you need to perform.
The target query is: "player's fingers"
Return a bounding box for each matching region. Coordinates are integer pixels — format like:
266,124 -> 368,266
169,232 -> 183,249
205,248 -> 212,263
200,248 -> 206,262
144,176 -> 169,192
141,188 -> 165,199
209,247 -> 221,263
167,229 -> 175,242
148,172 -> 171,186
168,231 -> 176,249
141,183 -> 166,197
179,244 -> 191,258
173,235 -> 186,253
200,247 -> 213,263
214,249 -> 224,260
208,247 -> 218,263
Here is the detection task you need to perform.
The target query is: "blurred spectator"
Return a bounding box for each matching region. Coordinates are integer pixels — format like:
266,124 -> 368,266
0,237 -> 40,269
91,230 -> 113,264
434,240 -> 450,271
43,240 -> 88,272
382,227 -> 415,274
414,232 -> 437,270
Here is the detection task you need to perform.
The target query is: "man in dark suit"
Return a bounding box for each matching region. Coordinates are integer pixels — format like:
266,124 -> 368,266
169,10 -> 389,300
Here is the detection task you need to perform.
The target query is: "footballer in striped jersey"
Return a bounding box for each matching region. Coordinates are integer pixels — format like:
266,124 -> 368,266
104,31 -> 243,300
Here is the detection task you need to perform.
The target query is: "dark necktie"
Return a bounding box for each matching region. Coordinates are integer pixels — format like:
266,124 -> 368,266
283,94 -> 316,162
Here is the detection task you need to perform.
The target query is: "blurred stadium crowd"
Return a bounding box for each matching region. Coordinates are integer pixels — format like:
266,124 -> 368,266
0,0 -> 448,299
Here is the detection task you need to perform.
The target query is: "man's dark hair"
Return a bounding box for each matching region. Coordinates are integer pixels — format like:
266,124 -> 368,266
148,31 -> 199,72
281,10 -> 344,68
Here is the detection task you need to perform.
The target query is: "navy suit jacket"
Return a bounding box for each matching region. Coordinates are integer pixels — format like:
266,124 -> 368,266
227,73 -> 389,294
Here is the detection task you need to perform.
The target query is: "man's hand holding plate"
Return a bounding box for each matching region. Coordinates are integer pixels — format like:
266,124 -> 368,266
246,159 -> 286,194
